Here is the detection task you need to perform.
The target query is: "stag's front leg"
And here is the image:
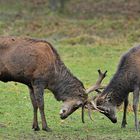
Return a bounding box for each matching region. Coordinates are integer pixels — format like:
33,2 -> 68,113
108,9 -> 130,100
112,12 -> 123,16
32,81 -> 51,132
133,87 -> 139,131
29,87 -> 40,131
121,95 -> 129,128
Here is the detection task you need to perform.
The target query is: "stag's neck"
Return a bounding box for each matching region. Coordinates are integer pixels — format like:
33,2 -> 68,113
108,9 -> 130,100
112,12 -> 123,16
47,59 -> 85,101
103,70 -> 133,106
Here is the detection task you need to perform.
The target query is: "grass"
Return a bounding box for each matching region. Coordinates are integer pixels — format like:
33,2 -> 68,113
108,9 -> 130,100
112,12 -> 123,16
0,83 -> 140,140
0,0 -> 140,139
0,44 -> 139,140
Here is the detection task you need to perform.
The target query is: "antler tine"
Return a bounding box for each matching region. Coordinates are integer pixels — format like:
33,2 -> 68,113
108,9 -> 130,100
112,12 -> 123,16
99,69 -> 107,76
86,69 -> 107,94
82,70 -> 107,123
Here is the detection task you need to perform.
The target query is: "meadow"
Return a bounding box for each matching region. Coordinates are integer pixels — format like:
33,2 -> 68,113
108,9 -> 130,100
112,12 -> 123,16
0,0 -> 140,139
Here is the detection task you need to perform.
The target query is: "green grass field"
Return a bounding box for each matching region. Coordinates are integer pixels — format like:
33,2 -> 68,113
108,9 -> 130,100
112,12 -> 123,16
0,0 -> 140,140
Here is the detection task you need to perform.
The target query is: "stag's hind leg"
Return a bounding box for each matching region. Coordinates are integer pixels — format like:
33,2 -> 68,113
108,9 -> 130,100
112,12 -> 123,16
133,87 -> 139,131
32,80 -> 51,132
29,87 -> 40,131
121,95 -> 129,128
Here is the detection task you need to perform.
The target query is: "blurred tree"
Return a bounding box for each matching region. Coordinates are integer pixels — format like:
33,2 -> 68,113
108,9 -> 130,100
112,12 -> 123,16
49,0 -> 57,11
27,0 -> 46,5
49,0 -> 65,12
60,0 -> 65,11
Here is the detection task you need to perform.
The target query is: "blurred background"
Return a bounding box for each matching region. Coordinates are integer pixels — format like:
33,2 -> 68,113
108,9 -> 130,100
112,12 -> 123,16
0,0 -> 140,44
0,1 -> 140,140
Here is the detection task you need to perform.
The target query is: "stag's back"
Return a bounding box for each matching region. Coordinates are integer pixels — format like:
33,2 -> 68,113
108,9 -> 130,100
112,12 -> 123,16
0,37 -> 58,84
123,45 -> 140,67
116,45 -> 140,85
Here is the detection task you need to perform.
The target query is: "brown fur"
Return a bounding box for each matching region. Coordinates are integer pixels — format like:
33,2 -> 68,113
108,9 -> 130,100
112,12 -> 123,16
0,37 -> 57,84
0,36 -> 87,131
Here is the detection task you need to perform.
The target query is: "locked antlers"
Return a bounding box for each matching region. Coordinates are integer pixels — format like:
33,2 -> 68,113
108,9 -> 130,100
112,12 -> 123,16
82,70 -> 107,123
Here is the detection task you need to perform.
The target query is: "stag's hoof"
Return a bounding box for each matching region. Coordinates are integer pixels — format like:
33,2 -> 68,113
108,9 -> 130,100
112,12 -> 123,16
121,121 -> 127,128
121,124 -> 126,128
135,128 -> 139,132
32,125 -> 40,131
138,121 -> 140,129
42,127 -> 52,132
134,124 -> 139,131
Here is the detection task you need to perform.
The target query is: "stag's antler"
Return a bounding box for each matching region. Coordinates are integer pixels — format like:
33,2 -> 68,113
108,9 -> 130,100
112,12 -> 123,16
86,69 -> 107,94
81,70 -> 107,123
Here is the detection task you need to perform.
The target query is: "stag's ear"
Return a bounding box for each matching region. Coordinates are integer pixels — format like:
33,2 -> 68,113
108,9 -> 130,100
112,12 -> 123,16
96,94 -> 107,106
96,98 -> 104,106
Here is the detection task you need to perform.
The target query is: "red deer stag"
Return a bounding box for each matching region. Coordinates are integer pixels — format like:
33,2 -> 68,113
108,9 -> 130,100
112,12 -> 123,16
92,45 -> 140,131
0,36 -> 106,131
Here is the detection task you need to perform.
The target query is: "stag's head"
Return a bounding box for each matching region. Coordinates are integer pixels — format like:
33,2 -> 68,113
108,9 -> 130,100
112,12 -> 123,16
59,80 -> 88,120
59,69 -> 108,122
60,92 -> 87,120
95,94 -> 117,123
86,70 -> 117,123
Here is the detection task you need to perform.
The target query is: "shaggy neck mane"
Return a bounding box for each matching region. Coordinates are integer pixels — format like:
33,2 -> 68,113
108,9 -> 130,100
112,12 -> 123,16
102,71 -> 130,106
102,54 -> 136,106
46,46 -> 85,101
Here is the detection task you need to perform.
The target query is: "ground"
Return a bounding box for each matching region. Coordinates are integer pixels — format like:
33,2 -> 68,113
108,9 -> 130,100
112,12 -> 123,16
0,0 -> 140,139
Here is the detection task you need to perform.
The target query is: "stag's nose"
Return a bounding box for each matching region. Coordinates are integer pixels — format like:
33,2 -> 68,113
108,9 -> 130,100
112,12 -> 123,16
59,109 -> 68,119
60,109 -> 67,114
111,117 -> 117,123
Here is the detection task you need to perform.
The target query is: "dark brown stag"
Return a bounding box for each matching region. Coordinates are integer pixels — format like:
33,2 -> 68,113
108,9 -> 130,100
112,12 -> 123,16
0,36 -> 106,131
92,45 -> 140,131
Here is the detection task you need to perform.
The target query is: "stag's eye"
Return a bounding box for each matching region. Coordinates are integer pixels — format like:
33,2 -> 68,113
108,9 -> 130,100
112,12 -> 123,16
74,104 -> 79,108
105,108 -> 110,114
